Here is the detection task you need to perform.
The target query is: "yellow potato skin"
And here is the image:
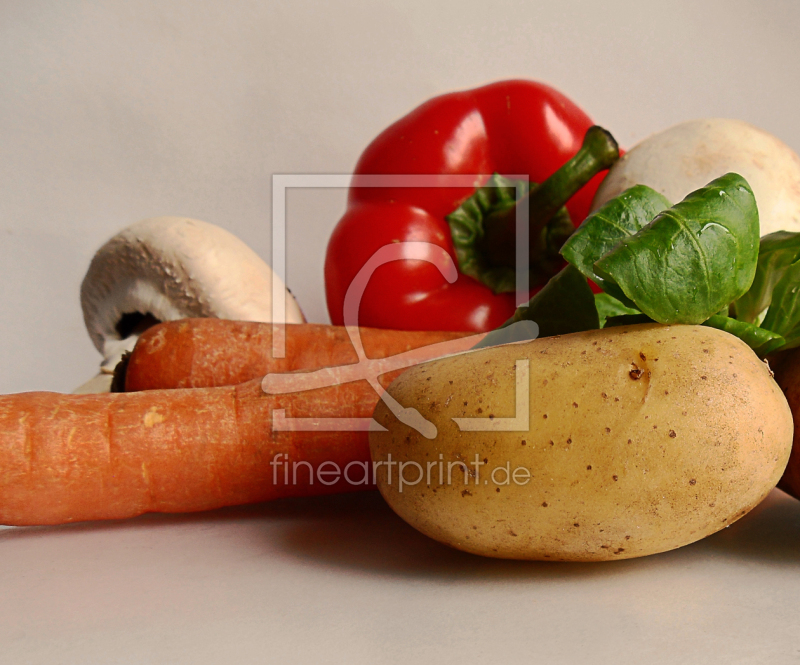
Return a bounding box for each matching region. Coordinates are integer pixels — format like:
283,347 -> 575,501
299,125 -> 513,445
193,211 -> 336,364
370,324 -> 793,561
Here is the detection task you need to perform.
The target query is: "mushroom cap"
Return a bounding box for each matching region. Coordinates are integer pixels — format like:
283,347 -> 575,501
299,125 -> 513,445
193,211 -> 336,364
80,216 -> 305,369
591,118 -> 800,236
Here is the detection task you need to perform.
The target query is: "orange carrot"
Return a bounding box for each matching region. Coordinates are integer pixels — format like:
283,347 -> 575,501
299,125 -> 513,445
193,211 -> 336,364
1,331 -> 480,526
124,320 -> 469,391
0,379 -> 373,526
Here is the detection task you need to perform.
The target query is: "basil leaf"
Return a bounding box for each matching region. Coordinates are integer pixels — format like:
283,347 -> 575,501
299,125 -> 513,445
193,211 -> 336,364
594,173 -> 759,325
561,184 -> 672,302
703,314 -> 785,355
502,264 -> 599,338
735,231 -> 800,323
761,260 -> 800,337
594,292 -> 640,328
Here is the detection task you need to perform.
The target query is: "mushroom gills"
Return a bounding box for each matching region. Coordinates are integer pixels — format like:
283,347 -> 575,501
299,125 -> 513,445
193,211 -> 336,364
74,216 -> 305,393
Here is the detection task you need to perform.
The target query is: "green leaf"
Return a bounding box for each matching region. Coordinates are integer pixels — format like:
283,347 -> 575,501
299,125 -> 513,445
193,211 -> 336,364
594,292 -> 641,328
735,231 -> 800,324
757,337 -> 792,356
595,173 -> 759,325
501,264 -> 599,339
761,260 -> 800,337
703,314 -> 785,356
777,330 -> 800,352
561,184 -> 672,302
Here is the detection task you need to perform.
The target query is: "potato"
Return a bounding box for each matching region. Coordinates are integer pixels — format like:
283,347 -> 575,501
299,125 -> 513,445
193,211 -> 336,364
370,324 -> 792,561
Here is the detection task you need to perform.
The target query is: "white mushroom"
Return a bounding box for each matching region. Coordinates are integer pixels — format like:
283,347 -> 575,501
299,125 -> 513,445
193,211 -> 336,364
592,118 -> 800,236
74,216 -> 305,393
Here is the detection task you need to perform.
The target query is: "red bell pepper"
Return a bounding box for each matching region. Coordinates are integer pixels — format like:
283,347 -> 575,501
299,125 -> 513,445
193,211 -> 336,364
324,79 -> 617,332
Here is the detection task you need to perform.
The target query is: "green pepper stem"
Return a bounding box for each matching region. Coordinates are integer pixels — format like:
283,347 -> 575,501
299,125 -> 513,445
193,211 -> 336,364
479,126 -> 619,269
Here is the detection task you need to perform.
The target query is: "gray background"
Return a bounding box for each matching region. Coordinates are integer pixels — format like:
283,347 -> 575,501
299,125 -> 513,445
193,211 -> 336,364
2,0 -> 800,393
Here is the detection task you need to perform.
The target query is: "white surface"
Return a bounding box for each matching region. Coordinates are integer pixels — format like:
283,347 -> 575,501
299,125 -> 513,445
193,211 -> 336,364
2,489 -> 800,664
3,1 -> 800,663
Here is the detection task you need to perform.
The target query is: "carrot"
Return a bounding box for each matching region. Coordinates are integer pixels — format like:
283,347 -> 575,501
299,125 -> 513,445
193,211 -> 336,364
0,379 -> 372,526
124,320 -> 470,391
1,331 -> 481,526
